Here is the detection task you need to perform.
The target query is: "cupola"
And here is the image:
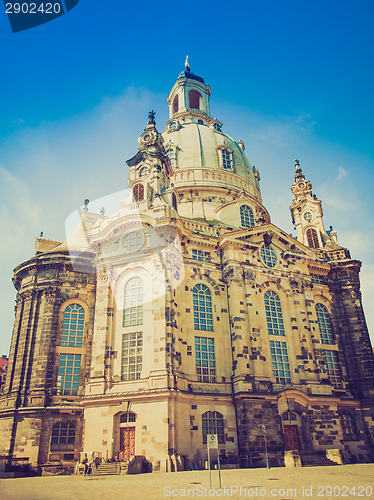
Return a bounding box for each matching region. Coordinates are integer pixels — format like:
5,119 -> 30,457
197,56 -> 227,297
166,56 -> 212,120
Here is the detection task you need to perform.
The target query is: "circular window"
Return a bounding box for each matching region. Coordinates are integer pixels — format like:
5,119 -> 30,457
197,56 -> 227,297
260,243 -> 277,268
123,231 -> 144,253
169,121 -> 177,130
303,211 -> 313,222
139,166 -> 150,178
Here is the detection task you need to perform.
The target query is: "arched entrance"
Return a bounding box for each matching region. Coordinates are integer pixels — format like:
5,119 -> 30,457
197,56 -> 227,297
277,390 -> 310,452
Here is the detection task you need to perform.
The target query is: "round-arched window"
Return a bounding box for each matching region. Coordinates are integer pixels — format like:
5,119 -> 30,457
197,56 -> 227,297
172,95 -> 179,114
189,90 -> 201,110
133,184 -> 144,202
193,284 -> 213,331
240,205 -> 255,228
306,228 -> 319,248
315,303 -> 333,344
61,304 -> 85,347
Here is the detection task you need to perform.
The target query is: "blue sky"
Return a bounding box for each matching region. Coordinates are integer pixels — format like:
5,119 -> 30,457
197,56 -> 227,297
1,0 -> 374,353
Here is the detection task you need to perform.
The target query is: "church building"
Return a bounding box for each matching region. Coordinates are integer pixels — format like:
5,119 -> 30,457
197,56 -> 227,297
1,63 -> 374,473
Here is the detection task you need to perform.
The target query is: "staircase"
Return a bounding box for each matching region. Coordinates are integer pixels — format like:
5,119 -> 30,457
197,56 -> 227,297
301,451 -> 338,467
95,461 -> 128,475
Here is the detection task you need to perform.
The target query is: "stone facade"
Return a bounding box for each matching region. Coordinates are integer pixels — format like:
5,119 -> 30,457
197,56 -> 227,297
0,65 -> 373,473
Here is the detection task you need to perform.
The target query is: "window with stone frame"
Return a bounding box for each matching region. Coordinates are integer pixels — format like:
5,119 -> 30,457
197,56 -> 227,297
189,89 -> 201,110
193,284 -> 213,331
240,205 -> 255,228
195,336 -> 216,382
132,183 -> 144,202
50,422 -> 76,451
221,148 -> 233,169
260,243 -> 277,268
123,231 -> 143,253
270,341 -> 291,383
282,411 -> 297,421
172,193 -> 178,211
56,354 -> 81,396
202,411 -> 224,444
316,303 -> 334,344
120,412 -> 137,423
306,228 -> 319,248
311,274 -> 324,284
167,148 -> 176,167
192,249 -> 211,262
123,277 -> 143,327
121,332 -> 143,381
264,290 -> 285,336
172,94 -> 179,114
61,303 -> 85,347
323,350 -> 342,387
340,413 -> 359,441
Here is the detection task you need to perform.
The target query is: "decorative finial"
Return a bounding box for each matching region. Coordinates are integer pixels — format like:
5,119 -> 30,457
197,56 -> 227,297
100,207 -> 105,216
83,199 -> 89,213
185,55 -> 190,72
294,159 -> 305,181
148,110 -> 156,125
39,231 -> 44,238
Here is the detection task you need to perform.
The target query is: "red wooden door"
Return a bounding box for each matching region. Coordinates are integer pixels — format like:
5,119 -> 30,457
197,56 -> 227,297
119,427 -> 135,460
283,425 -> 299,450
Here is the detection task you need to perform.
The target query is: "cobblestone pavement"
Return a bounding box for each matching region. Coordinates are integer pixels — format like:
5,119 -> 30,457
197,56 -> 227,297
1,464 -> 373,500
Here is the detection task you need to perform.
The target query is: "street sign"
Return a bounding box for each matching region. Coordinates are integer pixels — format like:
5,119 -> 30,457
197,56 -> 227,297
207,434 -> 218,449
206,434 -> 221,489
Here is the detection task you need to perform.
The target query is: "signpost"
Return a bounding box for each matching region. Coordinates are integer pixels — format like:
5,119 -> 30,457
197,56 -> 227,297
262,425 -> 270,469
207,434 -> 221,489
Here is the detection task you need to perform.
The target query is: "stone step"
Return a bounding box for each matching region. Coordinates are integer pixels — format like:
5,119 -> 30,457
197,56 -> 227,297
96,462 -> 128,475
301,453 -> 338,467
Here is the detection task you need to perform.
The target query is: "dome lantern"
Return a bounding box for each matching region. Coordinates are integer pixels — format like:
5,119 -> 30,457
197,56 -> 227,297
166,59 -> 212,120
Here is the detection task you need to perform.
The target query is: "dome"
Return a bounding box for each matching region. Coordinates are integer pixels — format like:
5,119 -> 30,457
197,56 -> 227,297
163,122 -> 257,187
163,66 -> 261,199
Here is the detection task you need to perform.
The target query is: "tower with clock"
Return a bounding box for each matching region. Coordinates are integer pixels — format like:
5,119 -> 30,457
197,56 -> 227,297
290,159 -> 338,249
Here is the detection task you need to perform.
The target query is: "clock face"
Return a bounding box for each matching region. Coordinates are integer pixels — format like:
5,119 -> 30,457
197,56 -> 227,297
139,166 -> 150,178
298,182 -> 305,189
304,211 -> 313,222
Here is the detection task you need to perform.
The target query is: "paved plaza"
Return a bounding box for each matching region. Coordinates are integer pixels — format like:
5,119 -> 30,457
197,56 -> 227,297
1,464 -> 373,500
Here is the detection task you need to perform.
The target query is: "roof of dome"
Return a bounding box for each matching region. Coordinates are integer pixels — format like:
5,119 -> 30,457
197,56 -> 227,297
176,69 -> 205,84
162,122 -> 257,189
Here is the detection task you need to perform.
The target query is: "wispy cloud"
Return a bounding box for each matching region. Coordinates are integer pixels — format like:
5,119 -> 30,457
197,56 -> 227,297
337,166 -> 348,180
12,118 -> 25,126
0,165 -> 43,257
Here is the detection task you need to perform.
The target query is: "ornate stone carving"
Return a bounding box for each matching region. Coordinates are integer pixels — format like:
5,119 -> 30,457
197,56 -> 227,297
43,287 -> 59,304
255,206 -> 267,225
97,264 -> 112,283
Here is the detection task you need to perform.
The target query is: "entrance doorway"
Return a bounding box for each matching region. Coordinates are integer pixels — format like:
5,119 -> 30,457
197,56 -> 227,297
283,425 -> 299,451
119,427 -> 135,460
